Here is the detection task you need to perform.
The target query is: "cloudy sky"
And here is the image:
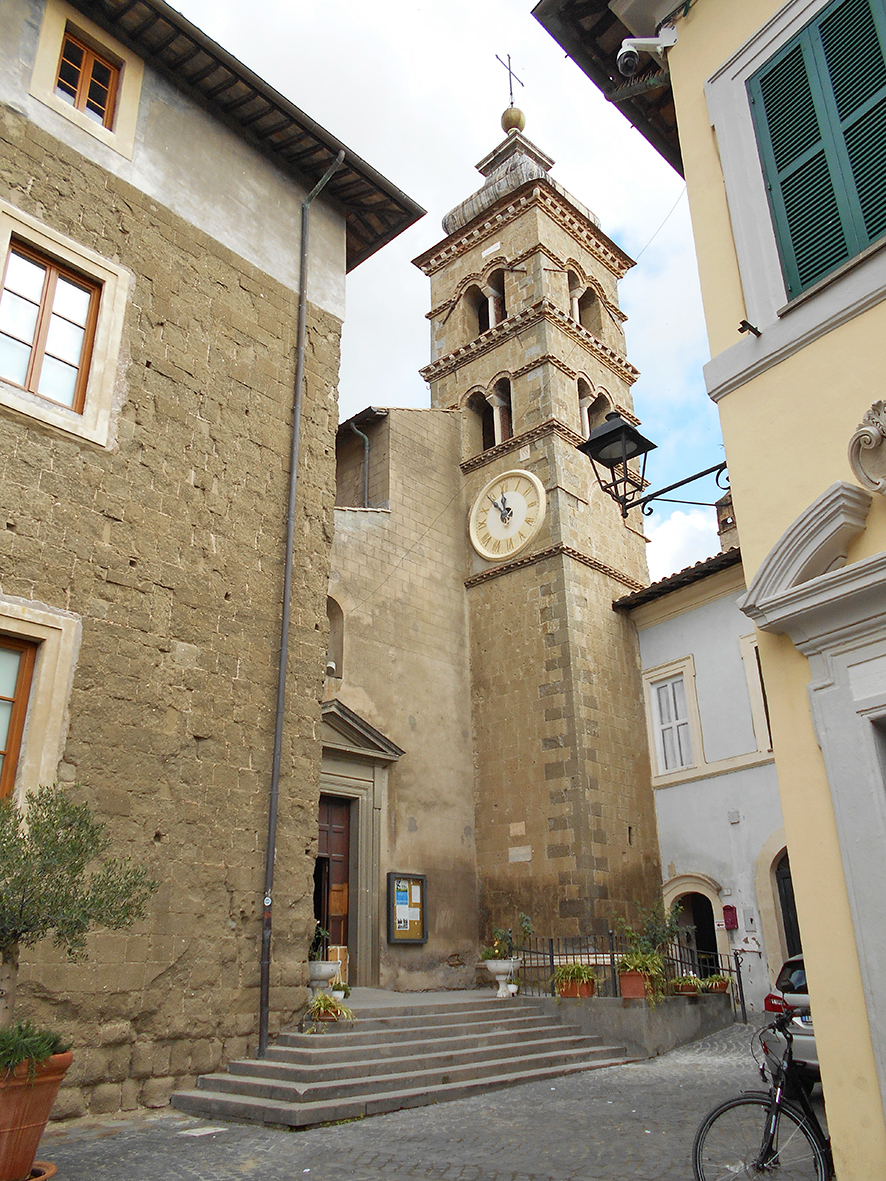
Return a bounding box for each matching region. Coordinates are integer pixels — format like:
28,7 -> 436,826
174,0 -> 726,580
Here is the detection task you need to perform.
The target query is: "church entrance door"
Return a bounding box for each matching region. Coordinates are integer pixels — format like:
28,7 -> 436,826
316,795 -> 350,977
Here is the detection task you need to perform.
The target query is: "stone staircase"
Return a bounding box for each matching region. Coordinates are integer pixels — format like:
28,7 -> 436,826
171,995 -> 635,1128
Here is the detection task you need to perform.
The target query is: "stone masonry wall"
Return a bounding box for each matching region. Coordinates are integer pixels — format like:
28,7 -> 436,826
0,105 -> 339,1116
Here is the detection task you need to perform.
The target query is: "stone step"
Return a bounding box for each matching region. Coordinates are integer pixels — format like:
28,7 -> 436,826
277,1003 -> 554,1038
231,1032 -> 610,1085
199,1044 -> 619,1105
171,1055 -> 634,1129
266,1024 -> 601,1065
273,1011 -> 564,1050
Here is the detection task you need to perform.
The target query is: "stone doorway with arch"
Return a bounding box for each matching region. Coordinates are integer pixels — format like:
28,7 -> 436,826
663,873 -> 732,972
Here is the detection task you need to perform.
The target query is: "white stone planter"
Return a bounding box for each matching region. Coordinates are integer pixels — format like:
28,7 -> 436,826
484,957 -> 521,998
308,960 -> 340,998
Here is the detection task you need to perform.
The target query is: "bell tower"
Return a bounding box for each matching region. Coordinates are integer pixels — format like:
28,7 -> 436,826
412,114 -> 661,938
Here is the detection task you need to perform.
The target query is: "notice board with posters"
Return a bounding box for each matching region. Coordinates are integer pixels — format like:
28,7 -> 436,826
386,873 -> 427,944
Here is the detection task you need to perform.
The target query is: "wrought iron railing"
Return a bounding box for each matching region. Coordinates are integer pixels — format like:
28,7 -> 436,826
515,932 -> 747,1021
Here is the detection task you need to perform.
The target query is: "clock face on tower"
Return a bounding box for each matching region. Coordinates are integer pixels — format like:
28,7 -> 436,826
469,469 -> 546,562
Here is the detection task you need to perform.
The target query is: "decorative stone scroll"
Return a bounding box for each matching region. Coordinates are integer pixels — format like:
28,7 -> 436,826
849,401 -> 886,494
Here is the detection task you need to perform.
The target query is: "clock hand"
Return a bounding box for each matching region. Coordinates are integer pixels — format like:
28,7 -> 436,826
487,493 -> 513,524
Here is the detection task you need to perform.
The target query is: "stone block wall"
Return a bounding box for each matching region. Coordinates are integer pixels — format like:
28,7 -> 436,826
329,408 -> 480,989
0,105 -> 339,1115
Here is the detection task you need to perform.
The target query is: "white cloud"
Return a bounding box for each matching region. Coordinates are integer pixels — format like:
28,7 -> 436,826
645,508 -> 721,583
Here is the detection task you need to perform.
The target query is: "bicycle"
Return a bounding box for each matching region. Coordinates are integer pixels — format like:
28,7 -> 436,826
691,1009 -> 833,1179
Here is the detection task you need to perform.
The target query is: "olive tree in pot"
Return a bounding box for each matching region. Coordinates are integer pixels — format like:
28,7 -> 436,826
0,786 -> 158,1181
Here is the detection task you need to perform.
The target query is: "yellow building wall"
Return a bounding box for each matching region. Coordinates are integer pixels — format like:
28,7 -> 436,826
668,1 -> 886,1173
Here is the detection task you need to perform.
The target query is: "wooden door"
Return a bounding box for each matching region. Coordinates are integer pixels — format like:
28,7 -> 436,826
317,795 -> 350,947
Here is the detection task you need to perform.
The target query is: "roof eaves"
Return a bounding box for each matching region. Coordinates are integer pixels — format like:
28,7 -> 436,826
613,546 -> 743,611
531,0 -> 683,177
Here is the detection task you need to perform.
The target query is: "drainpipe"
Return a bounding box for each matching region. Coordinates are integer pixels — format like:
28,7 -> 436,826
258,150 -> 345,1058
349,421 -> 370,508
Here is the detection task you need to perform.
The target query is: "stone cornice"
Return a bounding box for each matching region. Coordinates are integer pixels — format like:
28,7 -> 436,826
420,298 -> 639,387
426,243 -> 628,326
413,180 -> 634,280
459,419 -> 583,473
465,543 -> 644,591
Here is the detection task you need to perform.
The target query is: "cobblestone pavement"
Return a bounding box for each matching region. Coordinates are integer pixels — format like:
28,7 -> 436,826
41,1020 -> 800,1181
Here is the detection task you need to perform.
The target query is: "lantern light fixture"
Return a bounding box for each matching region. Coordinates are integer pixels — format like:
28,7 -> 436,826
578,411 -> 728,518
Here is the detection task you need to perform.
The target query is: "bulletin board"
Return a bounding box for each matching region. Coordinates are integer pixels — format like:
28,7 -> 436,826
386,873 -> 428,944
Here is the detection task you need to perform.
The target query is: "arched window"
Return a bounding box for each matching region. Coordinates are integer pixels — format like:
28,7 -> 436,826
578,380 -> 610,439
486,269 -> 507,326
465,285 -> 489,339
326,597 -> 343,679
491,377 -> 513,443
577,287 -> 603,336
467,392 -> 496,453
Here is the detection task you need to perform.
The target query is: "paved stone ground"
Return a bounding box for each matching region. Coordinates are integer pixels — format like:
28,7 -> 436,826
41,1019 -> 813,1181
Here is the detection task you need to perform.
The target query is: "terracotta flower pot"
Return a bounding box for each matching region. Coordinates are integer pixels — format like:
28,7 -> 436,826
706,980 -> 729,993
557,980 -> 596,998
674,983 -> 701,995
619,970 -> 650,999
0,1051 -> 73,1181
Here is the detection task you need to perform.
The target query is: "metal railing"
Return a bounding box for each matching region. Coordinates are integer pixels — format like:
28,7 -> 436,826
515,933 -> 747,1021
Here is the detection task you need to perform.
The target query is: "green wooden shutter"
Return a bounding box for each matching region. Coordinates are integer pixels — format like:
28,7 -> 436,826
748,0 -> 886,296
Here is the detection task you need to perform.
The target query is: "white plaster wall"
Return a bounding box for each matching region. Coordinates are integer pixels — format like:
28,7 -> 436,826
655,764 -> 783,1008
3,0 -> 346,317
638,590 -> 758,763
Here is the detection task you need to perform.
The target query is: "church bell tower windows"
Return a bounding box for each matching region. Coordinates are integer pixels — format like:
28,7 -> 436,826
490,377 -> 513,444
465,285 -> 489,338
468,391 -> 497,453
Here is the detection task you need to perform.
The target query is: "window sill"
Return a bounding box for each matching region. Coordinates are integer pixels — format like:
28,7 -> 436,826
652,749 -> 775,789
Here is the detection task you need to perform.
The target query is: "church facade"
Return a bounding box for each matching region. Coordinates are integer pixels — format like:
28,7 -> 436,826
325,123 -> 662,989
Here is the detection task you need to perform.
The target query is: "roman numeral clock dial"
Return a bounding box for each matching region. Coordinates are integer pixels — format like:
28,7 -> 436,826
469,470 -> 546,562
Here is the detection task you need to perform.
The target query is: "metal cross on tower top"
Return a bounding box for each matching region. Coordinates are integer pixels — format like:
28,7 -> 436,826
496,54 -> 524,107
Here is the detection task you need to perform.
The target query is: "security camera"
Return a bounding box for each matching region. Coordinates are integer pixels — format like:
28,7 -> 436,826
616,26 -> 677,77
325,661 -> 337,677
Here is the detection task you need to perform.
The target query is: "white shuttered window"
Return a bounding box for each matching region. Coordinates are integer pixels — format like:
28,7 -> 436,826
653,674 -> 694,772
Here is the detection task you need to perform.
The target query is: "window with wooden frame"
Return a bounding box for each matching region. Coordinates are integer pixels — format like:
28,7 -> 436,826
54,31 -> 118,129
0,242 -> 100,413
0,637 -> 37,798
748,0 -> 886,297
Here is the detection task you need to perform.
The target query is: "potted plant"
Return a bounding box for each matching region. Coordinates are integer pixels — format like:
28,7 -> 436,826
701,972 -> 730,993
307,923 -> 339,997
614,900 -> 682,1004
480,913 -> 532,998
551,962 -> 597,998
307,992 -> 355,1023
0,785 -> 158,1181
616,950 -> 665,999
671,974 -> 702,995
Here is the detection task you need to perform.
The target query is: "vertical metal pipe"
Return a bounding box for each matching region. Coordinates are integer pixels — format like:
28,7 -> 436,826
609,929 -> 618,997
258,150 -> 345,1059
349,421 -> 370,508
734,951 -> 748,1024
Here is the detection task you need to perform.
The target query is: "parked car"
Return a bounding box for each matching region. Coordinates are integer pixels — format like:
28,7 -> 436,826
762,954 -> 819,1087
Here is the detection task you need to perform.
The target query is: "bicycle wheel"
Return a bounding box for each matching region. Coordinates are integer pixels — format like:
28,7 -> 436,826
693,1094 -> 829,1180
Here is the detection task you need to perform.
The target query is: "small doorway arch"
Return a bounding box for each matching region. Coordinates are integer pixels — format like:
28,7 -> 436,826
775,851 -> 802,957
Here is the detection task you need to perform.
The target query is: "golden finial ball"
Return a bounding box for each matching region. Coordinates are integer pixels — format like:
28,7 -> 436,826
501,106 -> 526,133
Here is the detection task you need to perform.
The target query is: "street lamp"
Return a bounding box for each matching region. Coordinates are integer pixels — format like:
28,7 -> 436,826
578,411 -> 727,518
